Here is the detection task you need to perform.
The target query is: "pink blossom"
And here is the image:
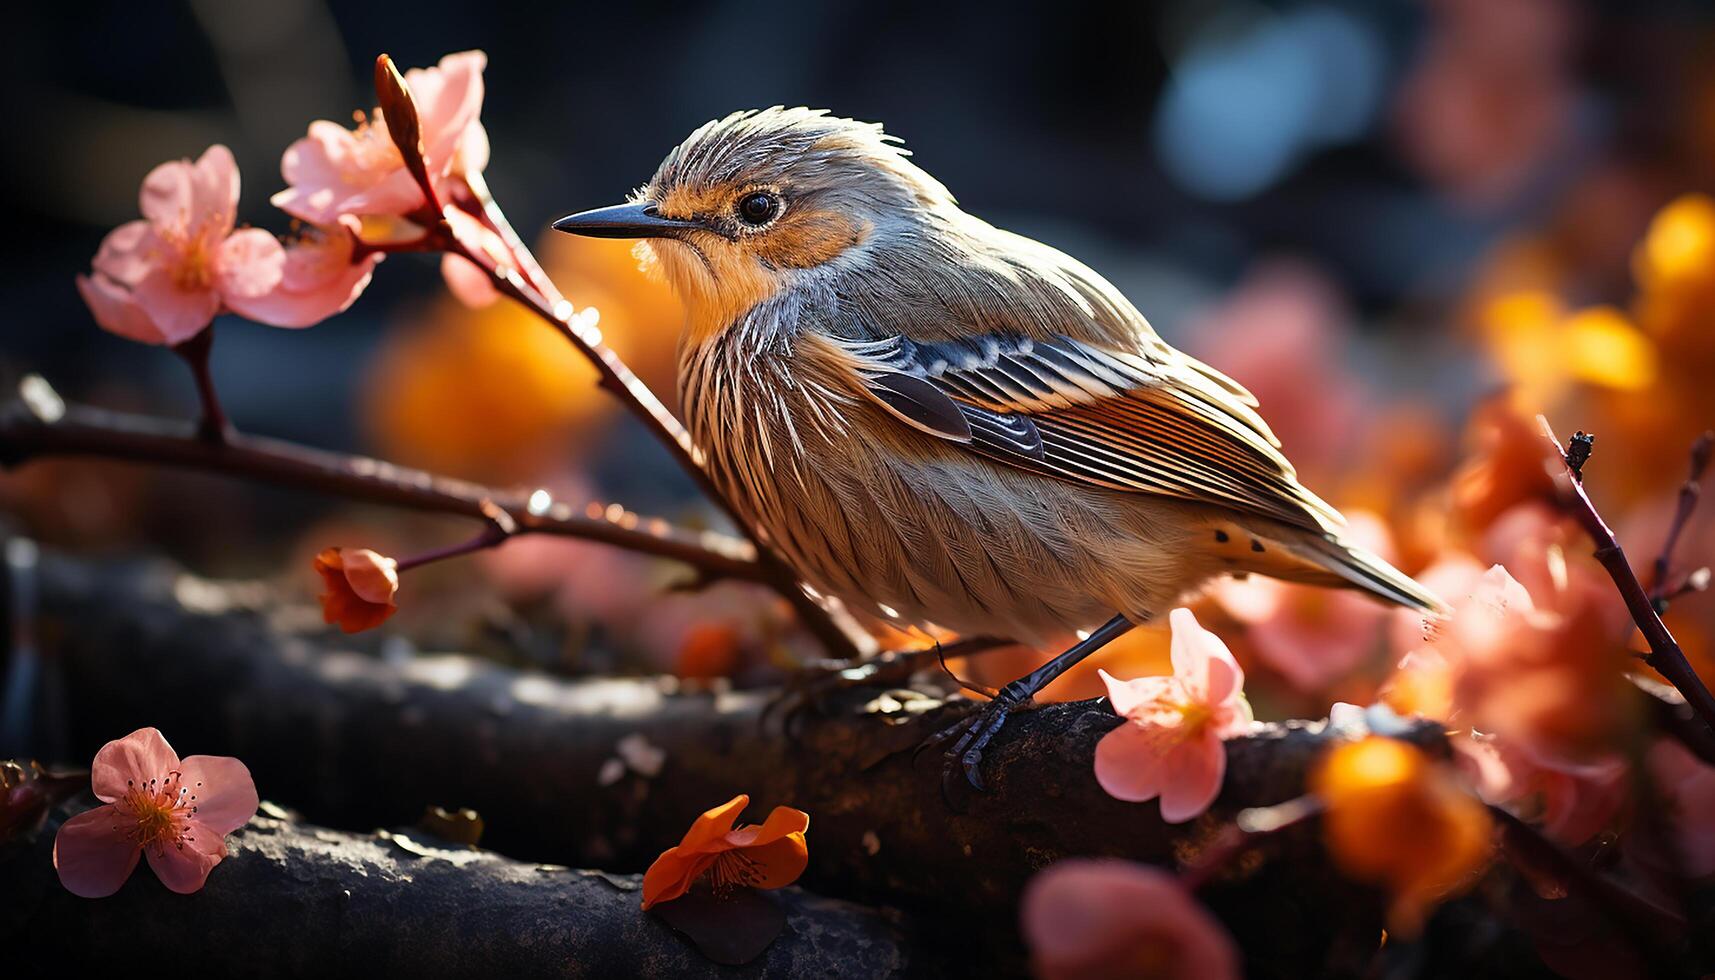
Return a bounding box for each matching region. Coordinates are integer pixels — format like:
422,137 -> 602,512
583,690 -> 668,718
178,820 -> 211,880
1093,608 -> 1253,823
1456,734 -> 1626,846
1021,859 -> 1240,980
224,215 -> 381,328
53,727 -> 257,897
272,51 -> 488,227
1647,739 -> 1715,877
77,145 -> 285,346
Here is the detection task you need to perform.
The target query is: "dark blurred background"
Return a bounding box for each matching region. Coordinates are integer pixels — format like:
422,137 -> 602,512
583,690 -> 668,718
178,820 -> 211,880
4,0 -> 1715,680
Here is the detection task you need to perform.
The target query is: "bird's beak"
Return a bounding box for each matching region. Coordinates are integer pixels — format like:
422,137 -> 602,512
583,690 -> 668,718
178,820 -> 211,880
551,201 -> 703,240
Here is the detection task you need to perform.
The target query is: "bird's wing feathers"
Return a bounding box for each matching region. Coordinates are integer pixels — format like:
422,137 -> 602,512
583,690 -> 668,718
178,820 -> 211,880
826,330 -> 1344,533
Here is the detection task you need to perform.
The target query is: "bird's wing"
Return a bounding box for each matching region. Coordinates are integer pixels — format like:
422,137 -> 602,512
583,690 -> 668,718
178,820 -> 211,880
816,329 -> 1344,533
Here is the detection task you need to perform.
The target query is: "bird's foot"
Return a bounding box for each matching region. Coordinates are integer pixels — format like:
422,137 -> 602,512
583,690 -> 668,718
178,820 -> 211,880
917,677 -> 1036,798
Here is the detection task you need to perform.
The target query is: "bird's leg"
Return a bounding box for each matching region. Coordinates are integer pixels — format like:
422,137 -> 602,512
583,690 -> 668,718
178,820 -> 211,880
928,613 -> 1135,795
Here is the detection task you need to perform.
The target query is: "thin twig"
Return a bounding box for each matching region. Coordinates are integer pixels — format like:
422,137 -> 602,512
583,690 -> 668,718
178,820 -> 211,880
1650,431 -> 1714,612
171,328 -> 232,444
0,380 -> 764,584
394,501 -> 515,573
1537,417 -> 1715,739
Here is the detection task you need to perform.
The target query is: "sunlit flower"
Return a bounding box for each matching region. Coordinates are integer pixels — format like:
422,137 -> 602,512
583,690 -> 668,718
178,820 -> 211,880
224,216 -> 381,328
77,145 -> 285,345
1442,565 -> 1631,761
1313,737 -> 1493,935
1093,608 -> 1253,823
312,547 -> 399,633
53,727 -> 256,897
1456,734 -> 1625,847
1647,739 -> 1715,878
272,51 -> 488,227
641,794 -> 809,910
1021,859 -> 1240,980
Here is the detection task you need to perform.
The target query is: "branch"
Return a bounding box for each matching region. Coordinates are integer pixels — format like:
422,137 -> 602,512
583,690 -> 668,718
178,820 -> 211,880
1537,419 -> 1715,738
1,807 -> 916,976
20,548 -> 1443,973
0,378 -> 763,584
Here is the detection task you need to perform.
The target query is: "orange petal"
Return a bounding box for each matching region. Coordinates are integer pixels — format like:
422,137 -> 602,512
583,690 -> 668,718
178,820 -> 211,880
641,846 -> 693,910
677,795 -> 749,853
722,805 -> 809,849
741,832 -> 808,891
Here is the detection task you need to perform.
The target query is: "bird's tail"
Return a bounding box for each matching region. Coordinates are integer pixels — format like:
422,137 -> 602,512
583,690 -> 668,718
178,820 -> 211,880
1213,519 -> 1448,614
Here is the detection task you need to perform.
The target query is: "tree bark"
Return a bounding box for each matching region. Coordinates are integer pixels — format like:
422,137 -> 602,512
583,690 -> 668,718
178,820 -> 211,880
1,808 -> 916,977
13,549 -> 1449,977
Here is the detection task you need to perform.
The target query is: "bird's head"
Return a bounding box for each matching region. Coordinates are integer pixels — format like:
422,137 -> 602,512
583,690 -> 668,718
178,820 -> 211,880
553,107 -> 952,342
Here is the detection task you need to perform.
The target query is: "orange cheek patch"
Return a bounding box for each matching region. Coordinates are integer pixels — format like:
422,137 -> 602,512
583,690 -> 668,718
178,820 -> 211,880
655,185 -> 726,221
755,213 -> 867,269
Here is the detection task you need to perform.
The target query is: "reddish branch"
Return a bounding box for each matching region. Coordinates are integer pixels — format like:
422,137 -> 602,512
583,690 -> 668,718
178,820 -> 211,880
1539,419 -> 1715,737
0,380 -> 764,584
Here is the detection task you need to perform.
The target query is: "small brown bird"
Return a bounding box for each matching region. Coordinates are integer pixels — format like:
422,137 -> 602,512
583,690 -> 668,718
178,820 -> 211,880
554,107 -> 1443,789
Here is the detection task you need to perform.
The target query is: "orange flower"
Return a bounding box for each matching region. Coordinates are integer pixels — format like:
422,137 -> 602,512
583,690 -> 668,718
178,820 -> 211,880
1313,737 -> 1493,936
641,795 -> 808,910
312,547 -> 399,633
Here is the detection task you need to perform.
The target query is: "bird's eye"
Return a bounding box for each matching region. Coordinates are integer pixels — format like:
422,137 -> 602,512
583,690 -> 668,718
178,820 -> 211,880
737,191 -> 780,226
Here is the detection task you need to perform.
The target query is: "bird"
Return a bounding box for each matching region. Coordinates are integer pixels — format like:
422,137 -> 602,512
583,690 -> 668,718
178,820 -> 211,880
552,107 -> 1444,792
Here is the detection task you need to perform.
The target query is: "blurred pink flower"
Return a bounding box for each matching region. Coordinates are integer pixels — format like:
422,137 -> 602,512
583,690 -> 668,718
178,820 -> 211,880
1457,734 -> 1625,846
1213,511 -> 1394,691
272,51 -> 488,227
1094,608 -> 1253,823
77,145 -> 285,345
1184,261 -> 1368,476
1021,859 -> 1240,980
1648,739 -> 1715,878
224,216 -> 381,328
54,727 -> 257,897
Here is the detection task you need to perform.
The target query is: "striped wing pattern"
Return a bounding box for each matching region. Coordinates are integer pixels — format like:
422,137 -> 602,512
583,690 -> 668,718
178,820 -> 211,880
837,331 -> 1344,533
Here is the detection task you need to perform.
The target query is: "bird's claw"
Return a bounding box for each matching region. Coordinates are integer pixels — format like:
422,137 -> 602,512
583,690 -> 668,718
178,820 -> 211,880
919,682 -> 1031,800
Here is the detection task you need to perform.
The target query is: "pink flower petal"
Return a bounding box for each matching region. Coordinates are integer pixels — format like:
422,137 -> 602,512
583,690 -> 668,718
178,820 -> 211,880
54,807 -> 142,898
1097,668 -> 1175,719
176,755 -> 259,836
1157,735 -> 1226,824
91,727 -> 180,802
441,253 -> 499,308
1169,607 -> 1244,705
190,144 -> 240,240
407,51 -> 487,173
145,824 -> 227,894
216,228 -> 286,301
129,263 -> 221,346
1093,722 -> 1171,803
92,220 -> 157,285
226,251 -> 380,329
139,158 -> 197,236
77,273 -> 166,345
